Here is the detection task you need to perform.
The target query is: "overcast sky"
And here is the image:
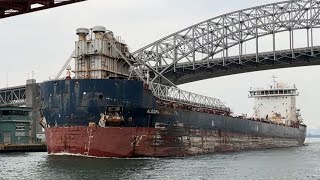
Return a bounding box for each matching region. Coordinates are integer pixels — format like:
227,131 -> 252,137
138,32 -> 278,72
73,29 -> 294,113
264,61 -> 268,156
0,0 -> 319,129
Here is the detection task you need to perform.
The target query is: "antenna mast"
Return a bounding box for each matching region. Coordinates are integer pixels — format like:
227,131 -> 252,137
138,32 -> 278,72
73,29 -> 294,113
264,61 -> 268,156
271,74 -> 277,88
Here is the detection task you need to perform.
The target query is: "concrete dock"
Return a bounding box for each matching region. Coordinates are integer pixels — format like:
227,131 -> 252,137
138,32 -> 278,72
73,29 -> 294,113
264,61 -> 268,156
0,144 -> 47,153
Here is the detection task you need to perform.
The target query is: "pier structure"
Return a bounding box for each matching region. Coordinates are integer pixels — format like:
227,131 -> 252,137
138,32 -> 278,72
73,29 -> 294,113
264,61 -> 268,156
0,79 -> 42,143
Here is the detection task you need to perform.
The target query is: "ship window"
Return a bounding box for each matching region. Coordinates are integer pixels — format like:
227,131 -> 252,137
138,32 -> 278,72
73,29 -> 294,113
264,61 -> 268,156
2,110 -> 28,116
16,126 -> 25,131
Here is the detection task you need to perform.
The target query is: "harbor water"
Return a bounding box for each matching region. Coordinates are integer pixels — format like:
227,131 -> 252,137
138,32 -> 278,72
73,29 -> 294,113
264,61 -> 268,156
0,138 -> 319,180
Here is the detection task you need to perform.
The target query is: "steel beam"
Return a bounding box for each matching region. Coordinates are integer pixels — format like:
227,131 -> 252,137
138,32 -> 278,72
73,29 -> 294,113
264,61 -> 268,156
0,85 -> 26,106
0,0 -> 86,19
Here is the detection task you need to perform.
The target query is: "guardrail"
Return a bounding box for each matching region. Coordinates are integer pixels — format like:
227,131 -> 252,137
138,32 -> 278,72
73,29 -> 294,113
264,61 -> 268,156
150,83 -> 230,112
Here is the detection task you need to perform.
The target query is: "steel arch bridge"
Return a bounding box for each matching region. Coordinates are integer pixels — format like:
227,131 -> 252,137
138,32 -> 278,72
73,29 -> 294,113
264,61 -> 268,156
132,0 -> 320,85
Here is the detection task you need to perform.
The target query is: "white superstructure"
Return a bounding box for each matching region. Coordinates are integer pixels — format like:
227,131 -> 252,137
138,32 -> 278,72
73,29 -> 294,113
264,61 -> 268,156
249,82 -> 302,126
74,26 -> 132,79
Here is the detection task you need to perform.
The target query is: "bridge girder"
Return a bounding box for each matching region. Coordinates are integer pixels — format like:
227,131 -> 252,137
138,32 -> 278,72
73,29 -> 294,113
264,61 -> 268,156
0,0 -> 86,19
132,0 -> 320,85
165,47 -> 320,85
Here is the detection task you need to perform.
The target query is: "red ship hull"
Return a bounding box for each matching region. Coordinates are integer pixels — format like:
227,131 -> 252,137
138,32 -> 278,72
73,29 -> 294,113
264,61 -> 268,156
45,126 -> 303,158
45,126 -> 180,157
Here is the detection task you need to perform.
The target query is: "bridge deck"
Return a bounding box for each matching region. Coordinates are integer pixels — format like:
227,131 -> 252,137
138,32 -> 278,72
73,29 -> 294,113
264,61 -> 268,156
152,46 -> 320,85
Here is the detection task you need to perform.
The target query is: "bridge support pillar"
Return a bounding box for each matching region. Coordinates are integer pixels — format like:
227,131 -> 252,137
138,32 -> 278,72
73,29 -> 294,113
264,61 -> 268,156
26,79 -> 41,143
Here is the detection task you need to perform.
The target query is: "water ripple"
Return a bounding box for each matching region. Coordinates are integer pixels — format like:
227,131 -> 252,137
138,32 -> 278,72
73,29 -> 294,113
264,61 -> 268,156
0,139 -> 320,180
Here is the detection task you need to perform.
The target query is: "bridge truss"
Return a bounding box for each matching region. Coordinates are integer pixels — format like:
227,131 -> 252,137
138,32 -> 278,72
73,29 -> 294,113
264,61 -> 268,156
0,86 -> 26,107
0,0 -> 86,19
132,0 -> 320,85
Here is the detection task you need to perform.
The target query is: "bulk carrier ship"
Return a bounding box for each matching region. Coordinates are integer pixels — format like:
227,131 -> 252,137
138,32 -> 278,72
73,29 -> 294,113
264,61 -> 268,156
40,26 -> 306,157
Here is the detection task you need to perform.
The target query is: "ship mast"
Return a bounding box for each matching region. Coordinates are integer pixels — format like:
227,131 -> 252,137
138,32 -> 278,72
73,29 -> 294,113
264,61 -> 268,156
271,74 -> 277,88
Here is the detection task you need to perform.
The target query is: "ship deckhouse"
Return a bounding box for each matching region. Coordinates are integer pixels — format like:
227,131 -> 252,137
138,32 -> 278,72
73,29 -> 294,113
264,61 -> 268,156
249,82 -> 301,126
74,26 -> 132,79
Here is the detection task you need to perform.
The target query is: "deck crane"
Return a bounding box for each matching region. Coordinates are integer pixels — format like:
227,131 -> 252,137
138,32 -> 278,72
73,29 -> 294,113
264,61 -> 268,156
54,50 -> 75,80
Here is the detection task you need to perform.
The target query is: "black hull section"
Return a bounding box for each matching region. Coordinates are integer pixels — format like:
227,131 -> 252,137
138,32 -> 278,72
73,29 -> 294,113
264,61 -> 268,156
155,109 -> 306,143
41,79 -> 156,127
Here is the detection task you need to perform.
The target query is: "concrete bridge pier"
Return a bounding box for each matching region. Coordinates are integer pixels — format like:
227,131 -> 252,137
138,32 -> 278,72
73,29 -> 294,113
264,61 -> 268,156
25,79 -> 42,143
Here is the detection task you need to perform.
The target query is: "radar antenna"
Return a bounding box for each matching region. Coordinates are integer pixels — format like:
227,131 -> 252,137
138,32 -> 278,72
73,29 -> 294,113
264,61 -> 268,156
271,74 -> 277,88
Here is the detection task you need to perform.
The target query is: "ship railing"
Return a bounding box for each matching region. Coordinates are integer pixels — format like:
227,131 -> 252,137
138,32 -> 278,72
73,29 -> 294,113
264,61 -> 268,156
150,83 -> 230,112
